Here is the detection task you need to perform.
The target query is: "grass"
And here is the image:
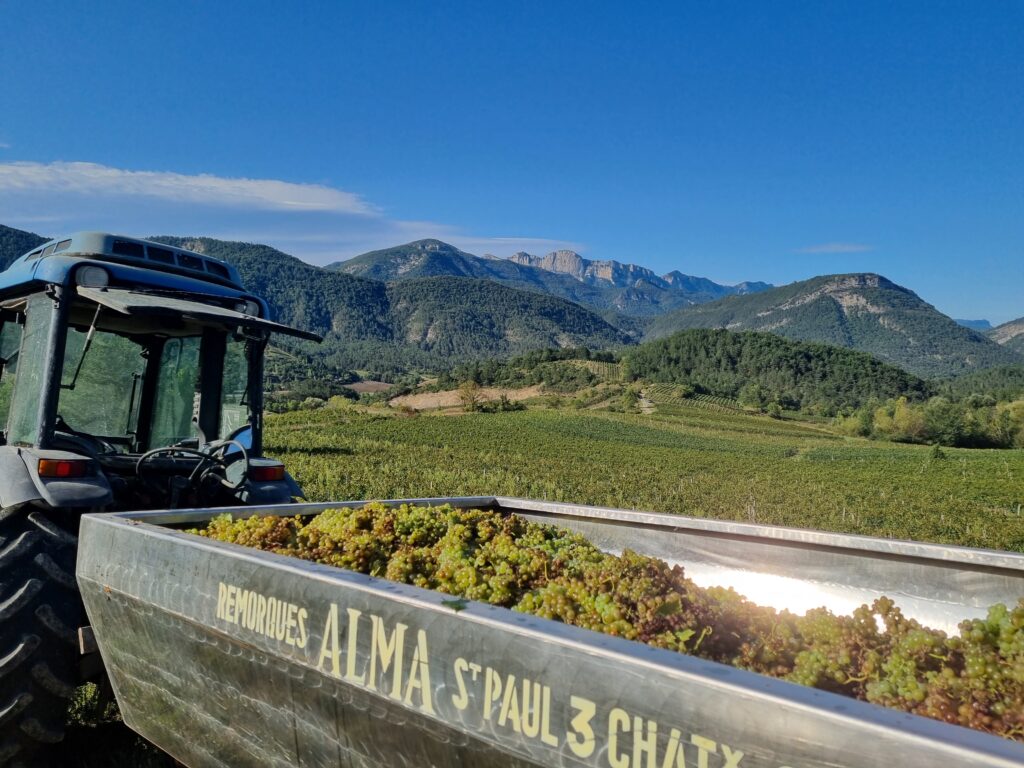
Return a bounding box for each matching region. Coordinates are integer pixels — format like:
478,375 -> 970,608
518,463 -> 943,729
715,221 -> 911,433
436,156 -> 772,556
268,403 -> 1024,552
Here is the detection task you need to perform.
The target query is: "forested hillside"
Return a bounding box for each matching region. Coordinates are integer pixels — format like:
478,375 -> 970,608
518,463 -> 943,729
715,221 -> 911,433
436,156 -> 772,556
153,236 -> 629,373
937,364 -> 1024,403
0,224 -> 47,270
153,237 -> 392,339
647,274 -> 1020,378
623,328 -> 931,414
387,276 -> 629,358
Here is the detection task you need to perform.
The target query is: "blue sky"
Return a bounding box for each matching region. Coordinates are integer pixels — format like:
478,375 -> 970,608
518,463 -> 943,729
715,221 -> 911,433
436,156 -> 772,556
1,1 -> 1021,322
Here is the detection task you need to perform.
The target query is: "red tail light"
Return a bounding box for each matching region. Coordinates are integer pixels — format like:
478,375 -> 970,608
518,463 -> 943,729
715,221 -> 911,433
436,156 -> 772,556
38,459 -> 90,478
249,462 -> 285,482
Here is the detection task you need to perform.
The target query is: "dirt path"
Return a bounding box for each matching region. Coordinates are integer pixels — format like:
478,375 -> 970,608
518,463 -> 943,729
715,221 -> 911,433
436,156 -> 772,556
639,389 -> 656,414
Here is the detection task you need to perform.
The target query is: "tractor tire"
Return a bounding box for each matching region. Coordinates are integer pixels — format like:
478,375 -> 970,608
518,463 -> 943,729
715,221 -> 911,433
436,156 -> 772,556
0,504 -> 83,767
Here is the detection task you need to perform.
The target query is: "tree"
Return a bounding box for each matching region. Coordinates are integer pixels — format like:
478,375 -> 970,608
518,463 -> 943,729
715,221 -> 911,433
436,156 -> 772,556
458,380 -> 483,412
738,382 -> 767,411
892,397 -> 927,441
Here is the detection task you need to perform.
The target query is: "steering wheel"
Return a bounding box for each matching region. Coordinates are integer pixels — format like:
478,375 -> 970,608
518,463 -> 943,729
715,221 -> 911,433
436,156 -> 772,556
199,439 -> 251,491
135,440 -> 250,495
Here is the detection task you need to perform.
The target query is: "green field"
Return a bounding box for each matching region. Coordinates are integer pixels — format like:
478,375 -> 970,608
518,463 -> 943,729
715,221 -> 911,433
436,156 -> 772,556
267,403 -> 1024,553
65,398 -> 1024,765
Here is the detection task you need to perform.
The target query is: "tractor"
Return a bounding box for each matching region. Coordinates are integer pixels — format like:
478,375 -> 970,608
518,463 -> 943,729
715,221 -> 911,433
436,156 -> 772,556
0,232 -> 320,766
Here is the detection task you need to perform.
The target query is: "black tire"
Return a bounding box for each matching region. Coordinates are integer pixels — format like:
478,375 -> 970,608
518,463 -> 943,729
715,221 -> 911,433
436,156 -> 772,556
0,504 -> 83,767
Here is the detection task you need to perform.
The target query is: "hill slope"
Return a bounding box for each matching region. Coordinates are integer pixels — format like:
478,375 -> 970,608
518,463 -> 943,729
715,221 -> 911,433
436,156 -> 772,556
0,224 -> 47,270
154,236 -> 630,371
624,328 -> 931,414
153,237 -> 393,340
938,364 -> 1024,402
989,317 -> 1024,355
387,276 -> 630,359
647,274 -> 1020,378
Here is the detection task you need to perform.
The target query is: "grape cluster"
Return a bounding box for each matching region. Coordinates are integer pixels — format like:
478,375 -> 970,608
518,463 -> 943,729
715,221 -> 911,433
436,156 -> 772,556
192,505 -> 1024,742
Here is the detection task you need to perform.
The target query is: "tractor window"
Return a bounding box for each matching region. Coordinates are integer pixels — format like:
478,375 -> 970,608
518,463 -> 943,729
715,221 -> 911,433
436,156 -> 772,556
220,336 -> 251,438
7,295 -> 53,446
149,337 -> 202,448
57,326 -> 146,443
0,318 -> 24,435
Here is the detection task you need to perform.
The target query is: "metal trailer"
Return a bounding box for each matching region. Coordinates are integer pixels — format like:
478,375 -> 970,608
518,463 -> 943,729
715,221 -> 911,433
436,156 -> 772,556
77,497 -> 1024,768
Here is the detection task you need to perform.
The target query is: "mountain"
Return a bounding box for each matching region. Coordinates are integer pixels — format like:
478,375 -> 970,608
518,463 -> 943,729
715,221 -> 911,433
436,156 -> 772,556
385,276 -> 630,359
153,236 -> 630,373
328,239 -> 614,311
955,319 -> 992,331
509,249 -> 662,287
988,317 -> 1024,355
333,240 -> 770,318
507,248 -> 771,312
646,274 -> 1021,379
0,224 -> 47,270
0,228 -> 630,373
623,328 -> 931,414
153,237 -> 393,340
3,224 -> 1016,381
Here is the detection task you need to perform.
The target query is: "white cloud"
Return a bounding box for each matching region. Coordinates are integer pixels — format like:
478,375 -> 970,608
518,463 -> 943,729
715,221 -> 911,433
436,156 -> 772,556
0,160 -> 582,264
0,142 -> 10,150
0,161 -> 376,214
795,242 -> 874,254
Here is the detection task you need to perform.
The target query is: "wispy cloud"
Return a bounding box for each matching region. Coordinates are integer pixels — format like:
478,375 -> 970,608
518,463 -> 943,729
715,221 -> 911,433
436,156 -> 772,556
0,160 -> 581,263
0,142 -> 11,150
0,161 -> 376,214
795,242 -> 874,254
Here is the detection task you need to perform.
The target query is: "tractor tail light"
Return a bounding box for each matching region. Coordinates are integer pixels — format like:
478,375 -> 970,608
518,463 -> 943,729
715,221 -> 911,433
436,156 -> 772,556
38,459 -> 90,478
249,462 -> 286,482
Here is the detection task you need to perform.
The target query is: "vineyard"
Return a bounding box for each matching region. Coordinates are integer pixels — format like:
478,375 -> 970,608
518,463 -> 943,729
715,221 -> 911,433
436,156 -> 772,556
644,383 -> 746,413
265,405 -> 1024,552
566,359 -> 624,381
193,503 -> 1024,741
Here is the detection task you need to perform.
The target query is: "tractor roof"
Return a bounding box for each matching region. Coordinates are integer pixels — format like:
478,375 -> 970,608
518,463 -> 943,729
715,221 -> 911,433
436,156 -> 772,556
2,232 -> 244,292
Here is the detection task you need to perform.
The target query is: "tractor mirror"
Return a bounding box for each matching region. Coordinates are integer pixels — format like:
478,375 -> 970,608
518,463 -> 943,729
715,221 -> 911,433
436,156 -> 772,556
223,425 -> 252,455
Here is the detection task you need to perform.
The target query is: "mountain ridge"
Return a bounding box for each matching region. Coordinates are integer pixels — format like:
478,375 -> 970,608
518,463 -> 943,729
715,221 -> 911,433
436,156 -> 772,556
955,319 -> 992,331
646,273 -> 1021,378
1,223 -> 1018,380
333,239 -> 771,318
152,236 -> 631,372
989,317 -> 1024,355
507,248 -> 769,298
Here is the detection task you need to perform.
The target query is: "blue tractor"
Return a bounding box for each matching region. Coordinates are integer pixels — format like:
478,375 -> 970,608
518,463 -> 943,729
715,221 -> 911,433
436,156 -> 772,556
0,232 -> 320,765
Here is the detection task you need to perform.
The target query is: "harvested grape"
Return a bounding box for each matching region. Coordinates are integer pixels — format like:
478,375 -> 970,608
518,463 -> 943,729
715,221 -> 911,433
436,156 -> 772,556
191,503 -> 1024,742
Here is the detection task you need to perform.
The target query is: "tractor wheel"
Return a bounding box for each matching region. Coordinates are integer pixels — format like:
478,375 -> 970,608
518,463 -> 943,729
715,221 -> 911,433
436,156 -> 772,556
0,504 -> 83,767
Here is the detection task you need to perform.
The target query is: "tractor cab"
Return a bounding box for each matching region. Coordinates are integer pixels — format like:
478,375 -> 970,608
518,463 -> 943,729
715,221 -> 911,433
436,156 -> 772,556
0,232 -> 321,511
